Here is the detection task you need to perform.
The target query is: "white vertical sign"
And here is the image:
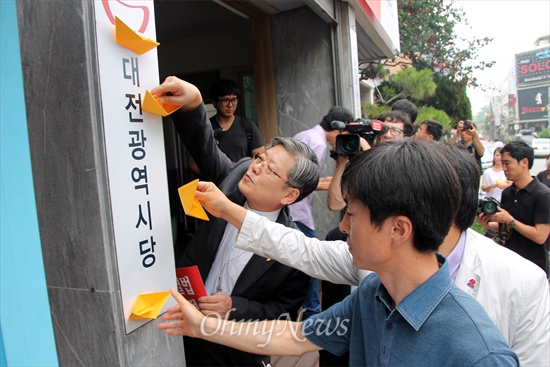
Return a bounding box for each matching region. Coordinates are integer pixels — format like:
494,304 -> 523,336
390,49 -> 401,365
348,8 -> 362,118
94,0 -> 176,333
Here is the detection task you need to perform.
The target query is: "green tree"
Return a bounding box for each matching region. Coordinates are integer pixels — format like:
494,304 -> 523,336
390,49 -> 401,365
375,67 -> 437,105
419,69 -> 471,124
397,0 -> 494,89
359,0 -> 494,119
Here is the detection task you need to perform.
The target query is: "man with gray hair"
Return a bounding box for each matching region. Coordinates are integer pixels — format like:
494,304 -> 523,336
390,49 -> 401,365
152,77 -> 320,366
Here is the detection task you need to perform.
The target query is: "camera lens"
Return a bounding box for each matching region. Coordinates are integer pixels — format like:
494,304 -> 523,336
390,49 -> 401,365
335,134 -> 361,156
482,201 -> 498,215
342,138 -> 360,155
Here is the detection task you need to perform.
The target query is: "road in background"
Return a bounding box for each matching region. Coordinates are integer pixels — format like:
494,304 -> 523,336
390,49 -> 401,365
532,157 -> 547,177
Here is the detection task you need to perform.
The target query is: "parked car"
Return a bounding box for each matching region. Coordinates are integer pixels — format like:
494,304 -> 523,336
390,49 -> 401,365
514,130 -> 538,145
531,138 -> 550,158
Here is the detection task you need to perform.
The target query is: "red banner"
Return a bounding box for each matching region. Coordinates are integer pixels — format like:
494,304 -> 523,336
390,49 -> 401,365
176,266 -> 207,309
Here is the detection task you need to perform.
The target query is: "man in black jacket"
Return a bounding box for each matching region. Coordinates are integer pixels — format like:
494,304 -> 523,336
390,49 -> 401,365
152,76 -> 319,366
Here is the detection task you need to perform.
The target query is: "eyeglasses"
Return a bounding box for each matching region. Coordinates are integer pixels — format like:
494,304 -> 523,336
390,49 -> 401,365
384,125 -> 404,136
217,97 -> 238,106
252,153 -> 284,180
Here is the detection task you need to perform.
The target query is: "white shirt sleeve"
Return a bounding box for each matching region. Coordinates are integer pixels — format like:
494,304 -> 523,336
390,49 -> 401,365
235,211 -> 362,285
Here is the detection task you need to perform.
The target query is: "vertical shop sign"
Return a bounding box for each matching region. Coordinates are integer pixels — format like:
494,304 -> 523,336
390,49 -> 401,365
94,0 -> 176,333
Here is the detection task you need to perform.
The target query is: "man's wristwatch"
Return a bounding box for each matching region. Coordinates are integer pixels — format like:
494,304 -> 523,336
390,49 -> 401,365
508,219 -> 516,230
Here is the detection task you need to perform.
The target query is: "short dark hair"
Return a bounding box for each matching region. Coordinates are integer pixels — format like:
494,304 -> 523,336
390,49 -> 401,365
501,140 -> 534,169
341,139 -> 460,253
391,99 -> 418,123
319,106 -> 354,131
442,144 -> 480,231
422,119 -> 444,141
378,111 -> 414,136
209,79 -> 240,102
266,137 -> 320,203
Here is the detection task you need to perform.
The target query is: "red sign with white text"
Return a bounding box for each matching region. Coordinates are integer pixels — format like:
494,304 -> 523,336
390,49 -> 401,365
516,47 -> 550,85
176,266 -> 207,309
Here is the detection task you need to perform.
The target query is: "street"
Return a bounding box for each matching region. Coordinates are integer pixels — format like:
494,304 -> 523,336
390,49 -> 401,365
531,156 -> 548,177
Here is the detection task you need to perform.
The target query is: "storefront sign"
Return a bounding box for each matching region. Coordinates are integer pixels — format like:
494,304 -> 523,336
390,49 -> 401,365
515,47 -> 550,86
517,86 -> 549,121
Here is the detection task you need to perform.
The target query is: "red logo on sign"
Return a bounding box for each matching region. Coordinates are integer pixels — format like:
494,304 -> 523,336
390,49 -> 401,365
520,60 -> 550,75
102,0 -> 150,33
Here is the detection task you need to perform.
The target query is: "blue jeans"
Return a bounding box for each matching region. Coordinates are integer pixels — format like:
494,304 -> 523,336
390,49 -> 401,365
295,221 -> 321,316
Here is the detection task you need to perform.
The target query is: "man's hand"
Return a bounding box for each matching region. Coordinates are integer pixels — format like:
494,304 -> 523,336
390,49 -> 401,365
476,212 -> 494,230
465,124 -> 478,137
458,120 -> 476,136
150,76 -> 202,112
487,207 -> 513,224
195,181 -> 232,218
198,292 -> 233,318
359,137 -> 371,151
157,288 -> 205,338
195,181 -> 247,229
476,207 -> 512,229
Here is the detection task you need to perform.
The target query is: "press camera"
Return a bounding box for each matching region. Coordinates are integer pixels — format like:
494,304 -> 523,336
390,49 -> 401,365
462,119 -> 473,130
478,196 -> 500,215
331,118 -> 385,156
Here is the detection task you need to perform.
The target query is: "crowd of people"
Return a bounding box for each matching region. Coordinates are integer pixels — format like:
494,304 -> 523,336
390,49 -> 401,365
150,76 -> 549,367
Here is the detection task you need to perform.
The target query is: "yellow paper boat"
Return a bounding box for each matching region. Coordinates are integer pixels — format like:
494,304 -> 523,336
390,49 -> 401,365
178,179 -> 209,221
129,291 -> 170,320
115,16 -> 159,55
142,90 -> 181,116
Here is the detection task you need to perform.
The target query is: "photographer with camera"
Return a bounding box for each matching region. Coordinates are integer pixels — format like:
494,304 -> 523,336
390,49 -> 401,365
477,141 -> 550,277
289,106 -> 354,320
448,120 -> 485,170
327,111 -> 414,212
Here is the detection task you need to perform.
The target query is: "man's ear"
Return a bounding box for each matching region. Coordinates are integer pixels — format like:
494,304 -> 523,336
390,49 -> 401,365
281,187 -> 301,206
391,216 -> 413,246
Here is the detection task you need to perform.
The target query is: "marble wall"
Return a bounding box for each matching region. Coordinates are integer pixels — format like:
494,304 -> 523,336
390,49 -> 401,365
17,0 -> 184,365
272,6 -> 344,239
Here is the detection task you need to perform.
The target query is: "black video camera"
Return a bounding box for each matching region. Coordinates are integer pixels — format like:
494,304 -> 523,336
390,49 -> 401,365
478,196 -> 500,215
331,118 -> 385,156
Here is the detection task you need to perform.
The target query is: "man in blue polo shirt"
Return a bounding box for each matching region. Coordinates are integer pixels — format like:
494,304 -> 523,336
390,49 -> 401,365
159,139 -> 518,367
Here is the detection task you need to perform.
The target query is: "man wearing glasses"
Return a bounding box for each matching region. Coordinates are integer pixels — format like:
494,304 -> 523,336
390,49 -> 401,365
327,110 -> 414,213
151,76 -> 320,367
375,110 -> 415,144
209,79 -> 264,162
